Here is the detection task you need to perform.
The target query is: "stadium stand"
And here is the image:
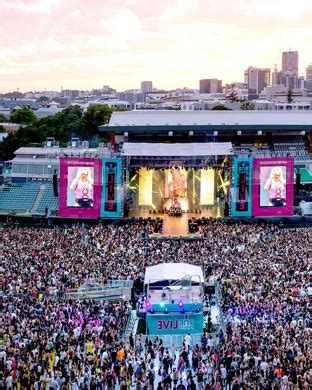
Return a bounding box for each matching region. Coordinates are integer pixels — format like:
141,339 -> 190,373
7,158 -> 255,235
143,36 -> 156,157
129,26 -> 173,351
0,181 -> 58,214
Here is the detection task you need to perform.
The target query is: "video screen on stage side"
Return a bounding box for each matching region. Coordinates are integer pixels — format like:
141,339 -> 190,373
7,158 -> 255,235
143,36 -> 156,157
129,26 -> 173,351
59,158 -> 101,219
259,165 -> 286,208
252,158 -> 294,217
129,167 -> 215,210
67,166 -> 94,208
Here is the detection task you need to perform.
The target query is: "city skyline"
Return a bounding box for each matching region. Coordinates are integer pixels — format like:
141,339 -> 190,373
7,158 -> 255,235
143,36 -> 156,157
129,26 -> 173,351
1,0 -> 312,93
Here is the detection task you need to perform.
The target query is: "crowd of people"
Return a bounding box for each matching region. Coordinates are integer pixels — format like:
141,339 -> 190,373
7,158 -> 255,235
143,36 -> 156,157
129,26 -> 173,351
1,218 -> 311,389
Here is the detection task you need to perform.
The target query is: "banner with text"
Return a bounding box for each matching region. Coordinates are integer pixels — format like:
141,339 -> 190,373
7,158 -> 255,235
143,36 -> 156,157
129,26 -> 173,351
101,158 -> 122,218
232,157 -> 253,217
147,313 -> 203,335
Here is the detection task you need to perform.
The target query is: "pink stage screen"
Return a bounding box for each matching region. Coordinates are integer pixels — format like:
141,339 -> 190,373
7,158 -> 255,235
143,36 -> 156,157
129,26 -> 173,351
252,158 -> 294,217
59,158 -> 102,218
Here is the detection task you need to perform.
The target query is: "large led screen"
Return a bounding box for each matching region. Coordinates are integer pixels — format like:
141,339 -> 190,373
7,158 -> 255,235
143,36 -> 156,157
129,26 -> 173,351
100,158 -> 122,218
59,158 -> 102,218
128,167 -> 215,211
232,157 -> 253,217
252,158 -> 294,217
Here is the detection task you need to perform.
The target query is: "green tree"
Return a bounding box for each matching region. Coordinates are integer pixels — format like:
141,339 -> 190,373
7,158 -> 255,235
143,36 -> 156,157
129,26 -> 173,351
0,104 -> 116,161
10,107 -> 37,125
240,99 -> 255,110
83,104 -> 113,134
225,83 -> 239,102
287,88 -> 294,103
0,113 -> 7,123
211,104 -> 231,110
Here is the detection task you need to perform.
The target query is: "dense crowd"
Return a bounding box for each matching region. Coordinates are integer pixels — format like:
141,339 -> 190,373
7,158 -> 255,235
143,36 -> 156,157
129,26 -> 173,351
1,219 -> 311,389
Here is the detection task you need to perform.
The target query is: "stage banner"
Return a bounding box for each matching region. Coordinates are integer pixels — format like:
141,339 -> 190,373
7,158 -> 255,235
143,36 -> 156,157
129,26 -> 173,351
59,158 -> 102,218
232,157 -> 253,217
147,313 -> 203,335
101,158 -> 122,218
252,158 -> 294,217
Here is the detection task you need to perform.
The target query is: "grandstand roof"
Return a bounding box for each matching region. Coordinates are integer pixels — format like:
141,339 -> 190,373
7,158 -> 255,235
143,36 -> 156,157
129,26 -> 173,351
122,142 -> 232,156
101,111 -> 312,132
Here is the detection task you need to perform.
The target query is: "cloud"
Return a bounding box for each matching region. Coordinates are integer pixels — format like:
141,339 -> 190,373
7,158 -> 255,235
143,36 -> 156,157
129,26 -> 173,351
0,0 -> 311,91
2,0 -> 61,13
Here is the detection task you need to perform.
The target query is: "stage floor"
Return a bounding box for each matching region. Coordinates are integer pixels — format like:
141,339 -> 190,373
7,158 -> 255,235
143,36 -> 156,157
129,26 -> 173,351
128,207 -> 223,237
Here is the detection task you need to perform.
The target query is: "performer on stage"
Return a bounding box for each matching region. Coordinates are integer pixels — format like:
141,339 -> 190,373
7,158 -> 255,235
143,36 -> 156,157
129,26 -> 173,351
173,197 -> 181,209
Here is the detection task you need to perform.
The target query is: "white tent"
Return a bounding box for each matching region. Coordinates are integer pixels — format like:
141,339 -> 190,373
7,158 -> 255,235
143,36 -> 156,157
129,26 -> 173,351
144,263 -> 204,285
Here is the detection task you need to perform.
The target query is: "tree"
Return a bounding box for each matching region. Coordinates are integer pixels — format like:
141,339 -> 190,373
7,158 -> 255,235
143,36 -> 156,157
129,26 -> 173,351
240,99 -> 255,110
10,107 -> 37,125
211,104 -> 231,110
0,104 -> 117,161
225,83 -> 239,102
36,96 -> 50,104
0,113 -> 7,123
287,88 -> 294,103
83,104 -> 113,134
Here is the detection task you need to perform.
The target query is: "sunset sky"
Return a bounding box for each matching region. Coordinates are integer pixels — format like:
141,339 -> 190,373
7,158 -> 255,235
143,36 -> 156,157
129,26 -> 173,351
1,0 -> 312,92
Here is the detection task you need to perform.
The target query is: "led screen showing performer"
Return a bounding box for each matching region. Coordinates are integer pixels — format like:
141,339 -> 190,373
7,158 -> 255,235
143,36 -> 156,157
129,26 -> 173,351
67,166 -> 94,208
260,166 -> 286,207
167,167 -> 187,198
252,158 -> 293,217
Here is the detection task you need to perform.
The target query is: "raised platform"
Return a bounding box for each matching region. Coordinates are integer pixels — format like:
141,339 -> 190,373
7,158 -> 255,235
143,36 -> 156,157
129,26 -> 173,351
128,207 -> 223,237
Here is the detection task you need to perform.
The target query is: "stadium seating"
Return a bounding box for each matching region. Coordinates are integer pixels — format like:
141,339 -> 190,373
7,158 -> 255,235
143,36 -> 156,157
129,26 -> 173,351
234,136 -> 310,160
31,182 -> 59,214
0,181 -> 58,214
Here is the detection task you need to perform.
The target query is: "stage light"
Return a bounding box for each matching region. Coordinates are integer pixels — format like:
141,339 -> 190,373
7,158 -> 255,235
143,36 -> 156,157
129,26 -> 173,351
149,308 -> 154,314
213,131 -> 218,136
164,308 -> 168,314
160,302 -> 165,307
146,301 -> 151,309
180,308 -> 185,314
178,300 -> 183,307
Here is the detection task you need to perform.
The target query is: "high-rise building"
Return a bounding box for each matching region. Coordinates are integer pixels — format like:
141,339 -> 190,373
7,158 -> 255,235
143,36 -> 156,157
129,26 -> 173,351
272,65 -> 282,85
245,67 -> 270,99
199,79 -> 222,93
306,64 -> 312,80
281,51 -> 299,88
141,81 -> 153,93
282,51 -> 298,76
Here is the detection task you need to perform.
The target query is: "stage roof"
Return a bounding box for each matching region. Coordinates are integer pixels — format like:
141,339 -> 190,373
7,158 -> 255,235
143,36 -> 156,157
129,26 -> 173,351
122,142 -> 232,156
100,111 -> 312,132
144,263 -> 204,285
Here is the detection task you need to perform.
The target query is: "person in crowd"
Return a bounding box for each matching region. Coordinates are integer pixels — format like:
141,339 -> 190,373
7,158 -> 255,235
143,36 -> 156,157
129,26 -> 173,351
1,219 -> 311,389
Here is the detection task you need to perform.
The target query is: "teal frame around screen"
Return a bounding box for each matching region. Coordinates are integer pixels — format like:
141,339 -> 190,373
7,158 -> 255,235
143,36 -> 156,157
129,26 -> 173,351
231,157 -> 253,217
101,158 -> 122,218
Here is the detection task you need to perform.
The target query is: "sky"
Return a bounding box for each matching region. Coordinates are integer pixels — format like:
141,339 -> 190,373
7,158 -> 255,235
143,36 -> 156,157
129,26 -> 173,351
1,0 -> 312,93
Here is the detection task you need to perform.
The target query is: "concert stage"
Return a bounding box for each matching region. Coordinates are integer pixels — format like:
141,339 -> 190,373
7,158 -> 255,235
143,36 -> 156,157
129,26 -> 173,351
128,205 -> 223,237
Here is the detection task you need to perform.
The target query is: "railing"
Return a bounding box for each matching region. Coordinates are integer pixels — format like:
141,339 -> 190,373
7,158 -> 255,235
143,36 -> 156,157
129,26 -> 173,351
124,310 -> 138,337
135,333 -> 218,348
63,279 -> 133,301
